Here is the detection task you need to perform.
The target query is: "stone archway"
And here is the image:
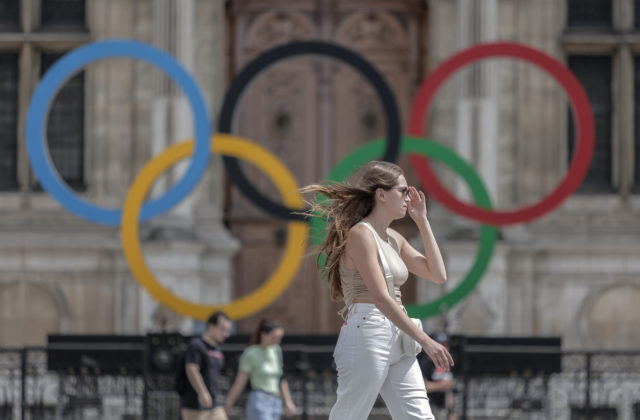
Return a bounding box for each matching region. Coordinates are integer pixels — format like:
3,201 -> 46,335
577,283 -> 640,349
0,282 -> 68,346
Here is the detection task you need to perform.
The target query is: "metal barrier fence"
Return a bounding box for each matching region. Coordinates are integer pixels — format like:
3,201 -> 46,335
1,345 -> 639,420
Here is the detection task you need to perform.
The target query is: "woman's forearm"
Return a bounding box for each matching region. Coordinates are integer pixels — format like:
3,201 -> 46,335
280,379 -> 294,406
224,371 -> 248,409
416,216 -> 447,284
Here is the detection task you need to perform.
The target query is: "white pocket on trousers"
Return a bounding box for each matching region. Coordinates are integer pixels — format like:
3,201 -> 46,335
356,313 -> 387,330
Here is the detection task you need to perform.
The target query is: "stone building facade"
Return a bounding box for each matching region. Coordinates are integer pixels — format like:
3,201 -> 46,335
421,0 -> 640,350
0,0 -> 639,350
0,0 -> 237,345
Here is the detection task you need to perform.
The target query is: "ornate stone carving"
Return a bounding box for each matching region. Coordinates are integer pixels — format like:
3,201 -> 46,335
263,70 -> 301,140
335,11 -> 407,50
246,11 -> 315,50
351,80 -> 383,137
150,304 -> 184,332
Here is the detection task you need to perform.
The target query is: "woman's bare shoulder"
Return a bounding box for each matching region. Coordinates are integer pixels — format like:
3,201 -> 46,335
345,224 -> 378,253
347,223 -> 373,242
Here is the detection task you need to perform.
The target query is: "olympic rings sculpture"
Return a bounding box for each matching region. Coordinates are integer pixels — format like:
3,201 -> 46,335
26,39 -> 594,321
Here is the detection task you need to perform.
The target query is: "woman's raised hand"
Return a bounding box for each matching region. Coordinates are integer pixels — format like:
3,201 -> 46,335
407,186 -> 428,222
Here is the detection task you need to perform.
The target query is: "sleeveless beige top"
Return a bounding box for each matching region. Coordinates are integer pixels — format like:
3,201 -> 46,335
338,223 -> 409,318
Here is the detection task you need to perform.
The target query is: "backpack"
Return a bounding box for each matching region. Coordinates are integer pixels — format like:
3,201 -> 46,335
174,338 -> 207,397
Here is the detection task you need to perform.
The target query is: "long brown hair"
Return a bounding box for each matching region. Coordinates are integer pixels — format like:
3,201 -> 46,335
249,319 -> 282,346
301,161 -> 403,301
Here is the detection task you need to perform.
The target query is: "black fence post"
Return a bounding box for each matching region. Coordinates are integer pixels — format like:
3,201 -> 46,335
299,352 -> 310,420
585,352 -> 592,420
143,345 -> 149,420
20,348 -> 26,420
302,375 -> 308,420
462,341 -> 469,420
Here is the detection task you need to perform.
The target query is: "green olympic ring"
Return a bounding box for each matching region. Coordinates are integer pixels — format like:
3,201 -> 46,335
309,136 -> 498,319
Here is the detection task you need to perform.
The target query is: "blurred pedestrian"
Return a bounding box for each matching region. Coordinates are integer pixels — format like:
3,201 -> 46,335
420,333 -> 457,420
224,319 -> 296,419
180,311 -> 232,420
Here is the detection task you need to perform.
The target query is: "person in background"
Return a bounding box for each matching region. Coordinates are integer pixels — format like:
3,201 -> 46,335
420,332 -> 457,420
224,319 -> 296,420
181,311 -> 232,420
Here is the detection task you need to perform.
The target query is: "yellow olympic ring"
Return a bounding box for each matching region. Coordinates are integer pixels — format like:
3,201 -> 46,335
121,134 -> 308,321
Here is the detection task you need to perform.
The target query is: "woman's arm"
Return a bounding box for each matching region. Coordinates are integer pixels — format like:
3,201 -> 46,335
397,187 -> 446,283
392,218 -> 446,284
424,378 -> 455,393
346,225 -> 453,371
280,379 -> 297,417
223,370 -> 249,415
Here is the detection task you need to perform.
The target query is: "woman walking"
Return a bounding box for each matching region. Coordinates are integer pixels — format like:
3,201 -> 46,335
304,161 -> 454,420
224,319 -> 296,420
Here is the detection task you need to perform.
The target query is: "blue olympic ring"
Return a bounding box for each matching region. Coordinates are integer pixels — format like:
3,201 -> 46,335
26,40 -> 211,225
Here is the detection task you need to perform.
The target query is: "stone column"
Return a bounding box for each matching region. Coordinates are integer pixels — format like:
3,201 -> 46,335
190,0 -> 240,317
130,0 -> 239,333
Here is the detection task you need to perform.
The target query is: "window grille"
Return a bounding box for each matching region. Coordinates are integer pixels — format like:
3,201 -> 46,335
39,53 -> 85,190
0,0 -> 20,28
568,0 -> 612,29
0,53 -> 18,191
41,0 -> 85,29
568,56 -> 613,192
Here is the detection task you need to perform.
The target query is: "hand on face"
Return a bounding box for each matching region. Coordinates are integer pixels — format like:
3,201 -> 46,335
406,186 -> 427,221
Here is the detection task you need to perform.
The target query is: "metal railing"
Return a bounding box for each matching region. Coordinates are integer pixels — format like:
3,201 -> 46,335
1,344 -> 639,420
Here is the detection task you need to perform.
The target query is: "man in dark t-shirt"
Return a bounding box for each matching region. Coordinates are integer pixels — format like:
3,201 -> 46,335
419,333 -> 457,420
181,311 -> 232,420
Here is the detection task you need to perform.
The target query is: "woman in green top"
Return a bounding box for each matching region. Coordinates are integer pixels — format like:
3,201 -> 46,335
224,319 -> 297,419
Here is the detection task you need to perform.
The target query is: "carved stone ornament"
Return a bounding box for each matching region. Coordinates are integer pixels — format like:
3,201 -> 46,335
151,304 -> 183,332
247,11 -> 315,49
336,11 -> 406,50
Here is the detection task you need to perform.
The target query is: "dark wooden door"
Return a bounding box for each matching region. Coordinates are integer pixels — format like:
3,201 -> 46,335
225,0 -> 427,334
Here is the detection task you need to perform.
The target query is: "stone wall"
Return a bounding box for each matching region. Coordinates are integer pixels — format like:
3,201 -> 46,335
420,0 -> 640,350
0,0 -> 237,346
2,0 -> 639,350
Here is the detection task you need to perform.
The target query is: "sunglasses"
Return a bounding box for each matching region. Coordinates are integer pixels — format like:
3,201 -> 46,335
391,186 -> 410,198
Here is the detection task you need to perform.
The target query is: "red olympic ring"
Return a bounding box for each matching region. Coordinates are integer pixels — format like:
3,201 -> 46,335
409,42 -> 595,225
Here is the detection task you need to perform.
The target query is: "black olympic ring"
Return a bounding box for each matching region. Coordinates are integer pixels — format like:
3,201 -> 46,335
218,41 -> 402,221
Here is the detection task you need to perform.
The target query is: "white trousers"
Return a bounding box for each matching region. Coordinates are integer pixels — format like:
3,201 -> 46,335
329,303 -> 435,420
